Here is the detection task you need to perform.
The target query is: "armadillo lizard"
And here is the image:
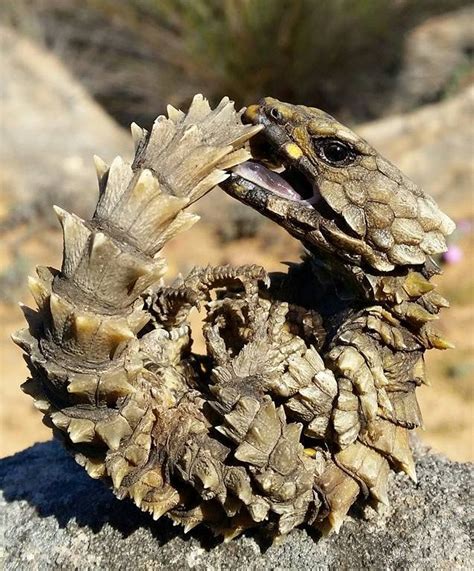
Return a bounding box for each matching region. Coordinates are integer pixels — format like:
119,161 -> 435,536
13,95 -> 454,541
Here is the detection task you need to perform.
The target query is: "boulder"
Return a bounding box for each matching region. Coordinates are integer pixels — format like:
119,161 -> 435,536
0,25 -> 132,222
1,441 -> 471,570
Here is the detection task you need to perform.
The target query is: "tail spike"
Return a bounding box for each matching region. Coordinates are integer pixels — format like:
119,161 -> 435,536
130,122 -> 147,150
93,154 -> 109,188
28,275 -> 50,308
53,207 -> 91,278
50,411 -> 71,431
95,415 -> 133,450
67,374 -> 99,402
33,399 -> 51,413
83,457 -> 106,479
108,457 -> 131,489
68,418 -> 96,443
133,168 -> 161,197
166,104 -> 185,123
151,504 -> 168,521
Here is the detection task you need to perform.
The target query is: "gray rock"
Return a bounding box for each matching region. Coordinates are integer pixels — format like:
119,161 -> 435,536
0,441 -> 472,570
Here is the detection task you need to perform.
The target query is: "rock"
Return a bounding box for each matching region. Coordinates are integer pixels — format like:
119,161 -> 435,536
358,86 -> 474,218
391,6 -> 474,112
0,441 -> 471,570
0,26 -> 132,223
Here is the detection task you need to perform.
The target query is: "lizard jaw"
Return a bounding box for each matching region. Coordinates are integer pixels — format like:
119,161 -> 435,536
232,160 -> 321,206
228,105 -> 323,207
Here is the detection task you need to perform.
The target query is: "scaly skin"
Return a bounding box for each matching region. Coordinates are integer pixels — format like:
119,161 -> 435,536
222,97 -> 455,530
14,96 -> 341,541
14,95 -> 455,541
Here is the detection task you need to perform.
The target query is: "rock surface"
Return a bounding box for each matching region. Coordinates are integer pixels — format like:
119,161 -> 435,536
0,25 -> 132,222
0,441 -> 471,570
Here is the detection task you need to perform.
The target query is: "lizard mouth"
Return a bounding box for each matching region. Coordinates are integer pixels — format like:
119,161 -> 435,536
231,159 -> 320,206
224,104 -> 322,208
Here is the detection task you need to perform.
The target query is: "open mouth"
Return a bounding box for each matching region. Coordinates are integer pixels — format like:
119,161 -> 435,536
231,134 -> 320,206
232,161 -> 320,205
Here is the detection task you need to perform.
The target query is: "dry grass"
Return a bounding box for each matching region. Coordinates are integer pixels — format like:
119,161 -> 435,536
1,0 -> 469,126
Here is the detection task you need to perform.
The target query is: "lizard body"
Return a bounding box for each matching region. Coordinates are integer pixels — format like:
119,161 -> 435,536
221,97 -> 455,529
13,95 -> 454,541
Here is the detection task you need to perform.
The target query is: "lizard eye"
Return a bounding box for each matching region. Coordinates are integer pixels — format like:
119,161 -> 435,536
313,138 -> 356,166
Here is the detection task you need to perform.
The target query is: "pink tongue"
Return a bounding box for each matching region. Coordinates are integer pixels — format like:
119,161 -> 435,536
233,161 -> 302,201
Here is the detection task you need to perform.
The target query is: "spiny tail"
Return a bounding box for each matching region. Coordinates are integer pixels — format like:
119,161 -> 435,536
12,95 -> 260,484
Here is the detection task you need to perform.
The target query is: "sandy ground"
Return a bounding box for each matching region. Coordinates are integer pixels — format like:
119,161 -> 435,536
1,213 -> 472,462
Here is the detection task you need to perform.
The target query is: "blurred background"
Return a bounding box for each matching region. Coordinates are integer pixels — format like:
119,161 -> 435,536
0,0 -> 472,461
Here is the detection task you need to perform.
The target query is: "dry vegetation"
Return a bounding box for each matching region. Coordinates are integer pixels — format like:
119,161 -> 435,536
1,0 -> 470,126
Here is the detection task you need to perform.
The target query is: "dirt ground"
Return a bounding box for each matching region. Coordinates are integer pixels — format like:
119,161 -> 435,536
1,204 -> 472,462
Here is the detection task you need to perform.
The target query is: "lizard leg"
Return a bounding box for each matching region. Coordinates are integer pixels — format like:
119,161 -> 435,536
326,311 -> 421,497
145,264 -> 269,329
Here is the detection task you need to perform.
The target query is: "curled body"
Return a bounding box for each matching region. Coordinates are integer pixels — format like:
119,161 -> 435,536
14,95 -> 454,541
222,97 -> 455,530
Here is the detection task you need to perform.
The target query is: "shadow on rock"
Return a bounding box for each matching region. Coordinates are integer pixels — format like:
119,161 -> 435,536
1,441 -> 471,568
0,440 -> 315,552
0,440 -> 217,547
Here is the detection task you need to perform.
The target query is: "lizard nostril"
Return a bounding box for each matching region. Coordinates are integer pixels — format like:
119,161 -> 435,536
269,107 -> 283,122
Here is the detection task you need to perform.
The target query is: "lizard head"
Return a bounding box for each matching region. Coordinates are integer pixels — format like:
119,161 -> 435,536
222,97 -> 455,273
